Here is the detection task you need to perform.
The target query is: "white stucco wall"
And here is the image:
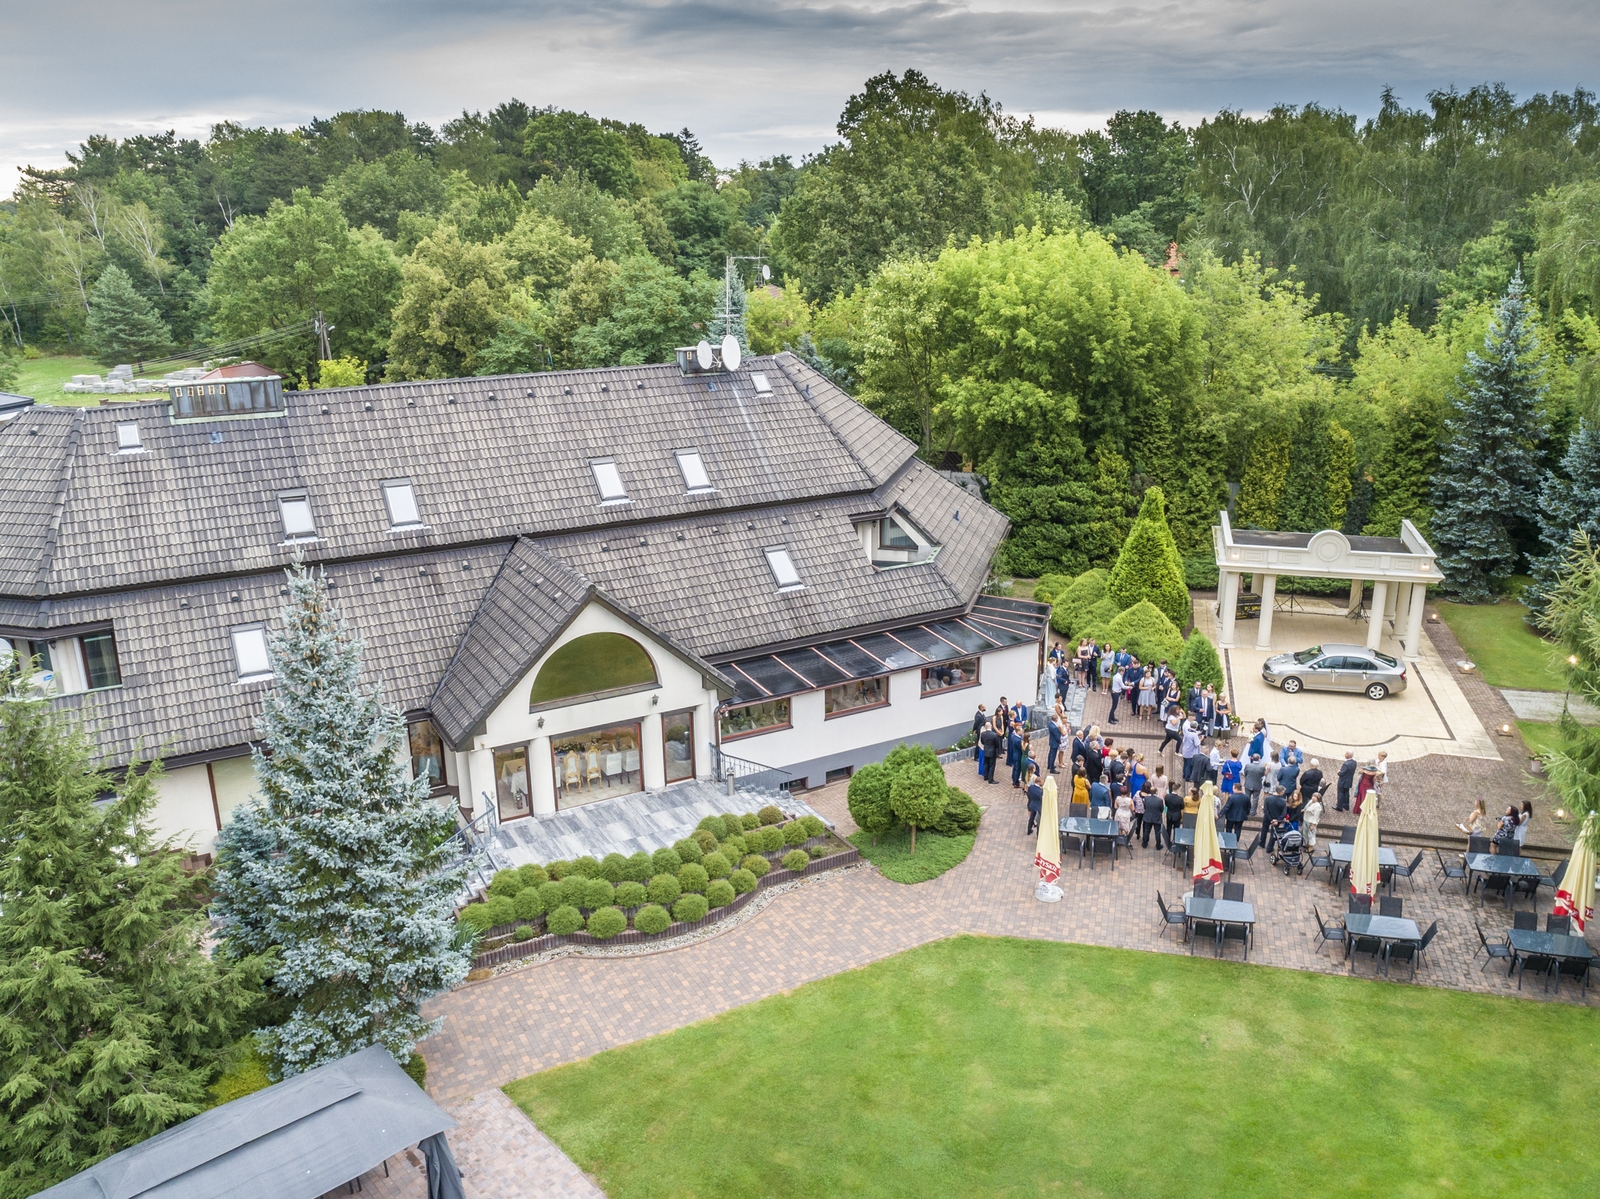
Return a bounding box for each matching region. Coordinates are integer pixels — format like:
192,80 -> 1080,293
151,761 -> 220,853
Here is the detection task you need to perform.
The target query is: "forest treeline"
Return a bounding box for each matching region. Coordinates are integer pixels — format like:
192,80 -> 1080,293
4,71 -> 1600,590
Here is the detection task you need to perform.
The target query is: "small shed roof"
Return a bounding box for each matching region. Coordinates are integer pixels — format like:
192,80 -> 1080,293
35,1045 -> 452,1199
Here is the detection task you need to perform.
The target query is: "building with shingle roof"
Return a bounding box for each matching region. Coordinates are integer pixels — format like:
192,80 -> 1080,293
0,353 -> 1045,853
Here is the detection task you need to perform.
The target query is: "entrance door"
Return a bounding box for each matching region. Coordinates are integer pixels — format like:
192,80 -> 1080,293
663,710 -> 695,784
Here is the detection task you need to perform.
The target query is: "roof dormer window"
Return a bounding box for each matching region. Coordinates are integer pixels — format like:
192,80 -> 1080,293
231,625 -> 272,682
675,449 -> 713,493
278,491 -> 316,541
115,422 -> 143,453
590,459 -> 628,504
765,546 -> 804,592
382,478 -> 422,529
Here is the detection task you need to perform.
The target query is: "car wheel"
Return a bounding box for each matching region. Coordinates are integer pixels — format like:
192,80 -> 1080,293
1365,682 -> 1389,701
1281,677 -> 1303,694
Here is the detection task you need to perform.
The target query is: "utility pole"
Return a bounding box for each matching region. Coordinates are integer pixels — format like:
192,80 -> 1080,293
313,310 -> 334,361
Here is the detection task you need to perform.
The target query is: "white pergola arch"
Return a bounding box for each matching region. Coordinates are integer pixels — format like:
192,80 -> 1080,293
1211,511 -> 1439,659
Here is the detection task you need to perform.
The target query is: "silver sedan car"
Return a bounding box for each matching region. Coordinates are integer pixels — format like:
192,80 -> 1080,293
1261,643 -> 1407,700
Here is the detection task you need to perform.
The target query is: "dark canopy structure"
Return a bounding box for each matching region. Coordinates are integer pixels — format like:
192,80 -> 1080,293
35,1045 -> 456,1199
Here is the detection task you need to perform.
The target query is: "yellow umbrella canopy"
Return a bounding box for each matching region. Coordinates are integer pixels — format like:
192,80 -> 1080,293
1349,793 -> 1382,899
1036,775 -> 1062,885
1553,812 -> 1598,935
1192,807 -> 1224,887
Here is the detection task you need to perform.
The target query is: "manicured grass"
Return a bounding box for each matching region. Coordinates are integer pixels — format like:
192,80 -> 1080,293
9,354 -> 103,403
848,824 -> 975,883
1517,720 -> 1570,761
507,937 -> 1600,1198
1436,598 -> 1566,691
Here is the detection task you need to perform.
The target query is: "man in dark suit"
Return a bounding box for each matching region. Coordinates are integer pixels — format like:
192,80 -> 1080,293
1336,751 -> 1357,811
1299,759 -> 1324,804
1255,788 -> 1288,852
1047,715 -> 1064,773
979,724 -> 1002,784
972,704 -> 988,778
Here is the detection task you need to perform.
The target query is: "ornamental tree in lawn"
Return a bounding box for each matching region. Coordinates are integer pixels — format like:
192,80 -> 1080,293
85,263 -> 171,366
1431,275 -> 1549,601
1527,418 -> 1600,613
889,759 -> 948,855
211,561 -> 469,1079
846,761 -> 896,845
1107,486 -> 1191,630
0,664 -> 266,1198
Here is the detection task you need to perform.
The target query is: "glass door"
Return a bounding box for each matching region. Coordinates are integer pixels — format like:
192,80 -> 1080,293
663,710 -> 695,784
493,745 -> 529,820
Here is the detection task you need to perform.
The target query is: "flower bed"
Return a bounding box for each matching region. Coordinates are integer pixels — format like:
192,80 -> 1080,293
457,809 -> 856,969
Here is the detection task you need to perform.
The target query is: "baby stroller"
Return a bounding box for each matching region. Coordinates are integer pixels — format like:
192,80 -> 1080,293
1271,821 -> 1305,876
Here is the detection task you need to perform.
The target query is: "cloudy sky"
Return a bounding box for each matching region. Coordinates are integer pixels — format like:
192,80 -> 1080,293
3,1 -> 1597,185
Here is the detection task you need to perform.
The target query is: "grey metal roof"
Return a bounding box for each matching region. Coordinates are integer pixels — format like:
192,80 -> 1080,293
33,1044 -> 452,1199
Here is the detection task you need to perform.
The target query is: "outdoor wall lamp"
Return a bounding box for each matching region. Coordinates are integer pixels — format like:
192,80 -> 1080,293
537,717 -> 544,728
651,694 -> 660,706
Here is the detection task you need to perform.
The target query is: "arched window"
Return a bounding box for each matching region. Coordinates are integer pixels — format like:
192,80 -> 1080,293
530,632 -> 658,708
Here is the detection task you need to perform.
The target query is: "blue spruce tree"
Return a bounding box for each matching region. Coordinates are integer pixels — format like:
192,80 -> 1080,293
1430,273 -> 1549,602
706,257 -> 750,357
1527,418 -> 1600,613
212,561 -> 468,1078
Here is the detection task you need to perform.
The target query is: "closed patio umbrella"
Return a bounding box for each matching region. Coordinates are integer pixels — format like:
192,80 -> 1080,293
1349,792 -> 1381,900
1553,812 -> 1597,935
1192,805 -> 1224,888
1036,775 -> 1062,901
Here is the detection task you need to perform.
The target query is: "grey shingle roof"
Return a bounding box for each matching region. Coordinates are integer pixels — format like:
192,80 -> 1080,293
0,406 -> 80,596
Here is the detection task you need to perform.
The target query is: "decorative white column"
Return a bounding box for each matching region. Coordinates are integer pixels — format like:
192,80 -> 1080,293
529,735 -> 556,815
1385,580 -> 1401,622
641,711 -> 666,791
1218,570 -> 1240,648
466,747 -> 495,819
1254,574 -> 1278,650
1366,580 -> 1389,651
1403,581 -> 1428,660
1243,572 -> 1256,595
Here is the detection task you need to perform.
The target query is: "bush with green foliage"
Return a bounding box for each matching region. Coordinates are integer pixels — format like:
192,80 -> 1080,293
517,863 -> 549,889
571,855 -> 601,878
623,852 -> 654,882
484,896 -> 516,927
1107,487 -> 1190,630
488,870 -> 522,898
697,815 -> 729,839
701,850 -> 731,879
582,878 -> 616,910
672,894 -> 710,923
1105,600 -> 1186,666
742,854 -> 772,878
1048,568 -> 1110,637
647,873 -> 682,906
652,847 -> 683,875
705,878 -> 736,908
1174,630 -> 1225,691
538,880 -> 563,910
208,1039 -> 273,1108
691,829 -> 718,854
546,905 -> 583,936
848,762 -> 897,845
457,903 -> 497,933
729,867 -> 758,895
513,888 -> 546,921
933,786 -> 983,836
678,863 -> 709,893
720,833 -> 747,859
1182,556 -> 1219,589
782,821 -> 810,847
740,813 -> 762,831
402,1052 -> 426,1089
598,853 -> 628,882
757,826 -> 786,853
633,904 -> 672,935
586,907 -> 627,939
758,805 -> 784,826
889,760 -> 949,854
809,844 -> 829,859
547,859 -> 576,880
1033,573 -> 1073,602
884,742 -> 940,776
514,924 -> 534,941
673,837 -> 704,864
800,815 -> 827,838
783,849 -> 811,872
557,876 -> 589,910
1075,596 -> 1122,643
615,881 -> 648,908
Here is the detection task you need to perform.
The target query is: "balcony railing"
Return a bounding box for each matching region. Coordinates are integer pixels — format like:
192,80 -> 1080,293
710,745 -> 794,796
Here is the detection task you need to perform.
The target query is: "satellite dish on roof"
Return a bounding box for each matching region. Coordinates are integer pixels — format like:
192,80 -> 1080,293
761,264 -> 771,281
721,335 -> 741,372
696,340 -> 713,370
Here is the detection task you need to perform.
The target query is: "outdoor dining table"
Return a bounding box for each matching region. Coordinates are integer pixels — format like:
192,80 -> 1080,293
1464,853 -> 1543,910
1169,826 -> 1239,872
1343,913 -> 1421,976
1059,816 -> 1120,869
1183,896 -> 1256,959
1327,842 -> 1399,889
1506,929 -> 1594,993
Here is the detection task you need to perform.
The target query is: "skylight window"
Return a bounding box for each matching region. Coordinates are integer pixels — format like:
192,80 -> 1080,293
590,460 -> 628,503
382,478 -> 422,528
751,372 -> 771,394
231,626 -> 271,681
115,422 -> 143,452
675,450 -> 713,493
278,491 -> 316,540
765,547 -> 804,592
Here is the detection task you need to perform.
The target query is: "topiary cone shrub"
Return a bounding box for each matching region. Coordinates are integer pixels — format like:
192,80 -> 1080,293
1175,630 -> 1225,691
1105,600 -> 1185,667
1108,486 -> 1190,630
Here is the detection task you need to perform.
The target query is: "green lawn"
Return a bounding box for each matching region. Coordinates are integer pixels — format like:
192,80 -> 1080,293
507,937 -> 1600,1198
9,354 -> 104,404
848,824 -> 975,883
1517,719 -> 1569,760
1436,598 -> 1567,691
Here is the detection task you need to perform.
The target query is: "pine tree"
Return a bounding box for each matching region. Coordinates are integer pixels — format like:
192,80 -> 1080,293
85,264 -> 171,366
1234,428 -> 1290,529
0,665 -> 266,1198
1107,486 -> 1191,630
1527,418 -> 1600,611
1431,274 -> 1549,601
211,562 -> 469,1079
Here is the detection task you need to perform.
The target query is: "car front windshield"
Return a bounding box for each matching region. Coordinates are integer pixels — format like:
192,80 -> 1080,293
1372,651 -> 1399,668
1292,646 -> 1323,665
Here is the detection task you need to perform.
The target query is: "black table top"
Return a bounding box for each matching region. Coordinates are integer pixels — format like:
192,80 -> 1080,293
1465,853 -> 1543,878
1344,914 -> 1421,940
1507,929 -> 1592,960
1060,817 -> 1118,836
1328,844 -> 1399,866
1184,897 -> 1255,924
1171,827 -> 1240,849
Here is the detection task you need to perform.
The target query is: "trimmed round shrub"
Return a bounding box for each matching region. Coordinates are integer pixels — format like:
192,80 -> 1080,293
673,837 -> 703,865
678,863 -> 709,894
582,878 -> 616,910
741,854 -> 771,878
571,855 -> 601,879
513,924 -> 534,941
782,821 -> 809,847
758,805 -> 784,826
546,905 -> 583,936
672,894 -> 709,923
633,904 -> 671,935
782,849 -> 810,873
651,847 -> 683,875
586,906 -> 626,940
933,786 -> 983,835
457,904 -> 496,933
1105,598 -> 1185,667
598,853 -> 629,883
744,826 -> 773,854
720,834 -> 747,859
800,815 -> 826,839
697,814 -> 728,838
691,829 -> 718,854
701,850 -> 731,880
614,881 -> 648,908
740,813 -> 762,831
512,888 -> 546,921
646,873 -> 682,907
487,871 -> 521,898
808,844 -> 829,859
728,868 -> 758,895
484,896 -> 516,927
546,859 -> 576,880
516,863 -> 549,889
557,876 -> 589,910
623,852 -> 654,883
538,880 -> 563,910
849,762 -> 897,844
705,879 -> 736,908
